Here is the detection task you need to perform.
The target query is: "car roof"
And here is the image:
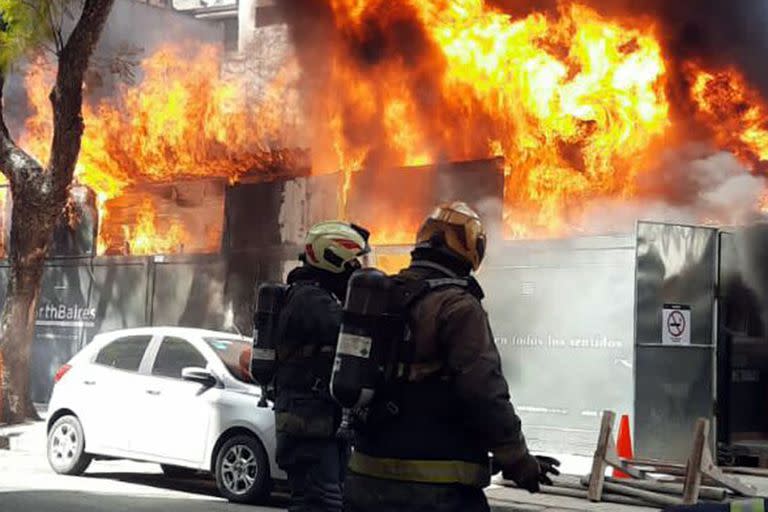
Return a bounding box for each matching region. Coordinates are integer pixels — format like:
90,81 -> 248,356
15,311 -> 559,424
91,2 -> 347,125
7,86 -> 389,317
94,326 -> 251,343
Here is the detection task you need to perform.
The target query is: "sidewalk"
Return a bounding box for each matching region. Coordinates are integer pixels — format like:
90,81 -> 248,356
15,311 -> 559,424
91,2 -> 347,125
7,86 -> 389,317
486,480 -> 659,512
485,455 -> 660,512
0,420 -> 46,454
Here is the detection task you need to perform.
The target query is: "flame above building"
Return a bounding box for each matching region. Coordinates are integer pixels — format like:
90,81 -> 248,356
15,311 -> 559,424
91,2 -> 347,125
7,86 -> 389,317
316,1 -> 673,238
688,64 -> 768,168
309,0 -> 767,239
12,0 -> 768,253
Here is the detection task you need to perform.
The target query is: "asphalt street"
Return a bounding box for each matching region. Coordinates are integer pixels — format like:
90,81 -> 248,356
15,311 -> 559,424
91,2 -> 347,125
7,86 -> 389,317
0,445 -> 660,512
0,446 -> 288,512
0,423 -> 662,511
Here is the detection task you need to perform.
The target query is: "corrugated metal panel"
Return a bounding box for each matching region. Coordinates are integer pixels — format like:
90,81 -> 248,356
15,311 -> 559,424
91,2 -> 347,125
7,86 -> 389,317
634,221 -> 718,462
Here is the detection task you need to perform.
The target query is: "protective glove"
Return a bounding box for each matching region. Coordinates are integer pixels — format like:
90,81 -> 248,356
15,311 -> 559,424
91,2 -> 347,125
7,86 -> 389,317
535,455 -> 561,486
501,452 -> 542,493
501,454 -> 562,493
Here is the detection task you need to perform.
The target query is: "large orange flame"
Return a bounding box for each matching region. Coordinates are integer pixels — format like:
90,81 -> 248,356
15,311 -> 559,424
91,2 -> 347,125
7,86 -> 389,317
319,1 -> 670,238
13,2 -> 768,253
123,199 -> 191,255
19,43 -> 296,255
688,65 -> 768,166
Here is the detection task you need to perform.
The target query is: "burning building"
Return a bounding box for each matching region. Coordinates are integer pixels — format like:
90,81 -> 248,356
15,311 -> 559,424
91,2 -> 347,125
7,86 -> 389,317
15,0 -> 768,251
5,0 -> 768,460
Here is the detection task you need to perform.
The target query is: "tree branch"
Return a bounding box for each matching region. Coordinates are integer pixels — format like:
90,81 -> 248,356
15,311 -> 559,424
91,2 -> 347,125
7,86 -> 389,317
0,73 -> 42,185
0,73 -> 9,141
48,0 -> 115,198
46,2 -> 65,55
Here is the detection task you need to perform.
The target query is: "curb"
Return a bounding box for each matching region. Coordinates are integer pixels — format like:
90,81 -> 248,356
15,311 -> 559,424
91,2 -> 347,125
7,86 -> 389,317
0,422 -> 45,452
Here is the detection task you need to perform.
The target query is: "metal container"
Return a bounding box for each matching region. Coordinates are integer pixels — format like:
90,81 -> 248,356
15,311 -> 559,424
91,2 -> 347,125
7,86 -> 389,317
716,224 -> 768,461
633,221 -> 718,462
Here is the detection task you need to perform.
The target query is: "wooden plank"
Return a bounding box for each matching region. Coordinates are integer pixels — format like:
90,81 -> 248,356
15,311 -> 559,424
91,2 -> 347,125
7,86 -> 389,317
683,418 -> 708,504
703,462 -> 758,497
609,457 -> 648,479
725,467 -> 768,478
580,474 -> 728,501
588,410 -> 616,502
496,480 -> 652,508
631,457 -> 687,471
602,481 -> 683,507
683,419 -> 758,501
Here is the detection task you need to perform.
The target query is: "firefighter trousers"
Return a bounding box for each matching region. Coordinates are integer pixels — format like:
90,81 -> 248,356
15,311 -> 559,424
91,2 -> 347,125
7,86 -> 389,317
283,439 -> 349,512
343,473 -> 491,512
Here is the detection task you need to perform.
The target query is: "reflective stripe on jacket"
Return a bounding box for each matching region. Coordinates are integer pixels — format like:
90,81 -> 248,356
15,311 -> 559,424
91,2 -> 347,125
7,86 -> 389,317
349,452 -> 491,487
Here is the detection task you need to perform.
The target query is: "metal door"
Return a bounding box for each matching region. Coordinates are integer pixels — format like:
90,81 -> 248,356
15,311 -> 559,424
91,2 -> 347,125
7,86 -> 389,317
634,221 -> 718,462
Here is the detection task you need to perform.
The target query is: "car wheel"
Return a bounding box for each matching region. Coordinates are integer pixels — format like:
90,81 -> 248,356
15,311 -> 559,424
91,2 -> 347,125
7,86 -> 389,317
47,415 -> 92,476
161,464 -> 202,479
215,434 -> 270,504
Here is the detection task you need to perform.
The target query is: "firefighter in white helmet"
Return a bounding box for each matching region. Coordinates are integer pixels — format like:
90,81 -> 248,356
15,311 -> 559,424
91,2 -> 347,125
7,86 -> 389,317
273,221 -> 370,512
342,202 -> 559,512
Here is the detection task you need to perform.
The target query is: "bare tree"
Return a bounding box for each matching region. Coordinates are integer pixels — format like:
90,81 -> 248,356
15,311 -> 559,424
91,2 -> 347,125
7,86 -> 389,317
0,0 -> 115,424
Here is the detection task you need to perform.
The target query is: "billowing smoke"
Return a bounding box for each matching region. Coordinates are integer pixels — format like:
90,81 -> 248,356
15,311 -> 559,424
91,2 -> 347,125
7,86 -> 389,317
579,148 -> 767,234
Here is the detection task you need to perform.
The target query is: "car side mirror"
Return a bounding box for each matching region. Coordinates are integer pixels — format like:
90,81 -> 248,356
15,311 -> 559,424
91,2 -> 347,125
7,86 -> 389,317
181,367 -> 217,387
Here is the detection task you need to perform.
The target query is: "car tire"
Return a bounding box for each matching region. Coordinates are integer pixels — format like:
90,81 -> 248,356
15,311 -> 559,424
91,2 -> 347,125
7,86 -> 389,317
214,434 -> 271,504
47,415 -> 92,476
160,464 -> 202,479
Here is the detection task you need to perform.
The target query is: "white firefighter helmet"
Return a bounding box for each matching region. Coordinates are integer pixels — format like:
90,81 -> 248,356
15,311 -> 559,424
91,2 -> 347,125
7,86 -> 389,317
416,201 -> 486,271
304,221 -> 371,274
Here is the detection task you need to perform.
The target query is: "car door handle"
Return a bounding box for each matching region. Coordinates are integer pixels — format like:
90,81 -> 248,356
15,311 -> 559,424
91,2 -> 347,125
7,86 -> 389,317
83,380 -> 96,386
145,390 -> 161,396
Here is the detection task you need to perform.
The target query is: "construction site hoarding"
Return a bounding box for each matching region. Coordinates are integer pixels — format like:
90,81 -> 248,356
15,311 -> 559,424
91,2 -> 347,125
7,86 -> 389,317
481,234 -> 636,455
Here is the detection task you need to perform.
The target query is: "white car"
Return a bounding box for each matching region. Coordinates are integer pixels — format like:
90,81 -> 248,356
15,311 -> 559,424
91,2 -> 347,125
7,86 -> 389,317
46,326 -> 285,504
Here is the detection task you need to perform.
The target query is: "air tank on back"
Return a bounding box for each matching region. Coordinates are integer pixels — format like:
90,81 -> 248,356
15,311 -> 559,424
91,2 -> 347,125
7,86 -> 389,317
331,268 -> 392,409
251,282 -> 288,387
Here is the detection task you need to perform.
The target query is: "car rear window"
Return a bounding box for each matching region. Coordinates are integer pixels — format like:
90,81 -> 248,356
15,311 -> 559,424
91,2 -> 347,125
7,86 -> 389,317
205,337 -> 253,384
94,335 -> 152,372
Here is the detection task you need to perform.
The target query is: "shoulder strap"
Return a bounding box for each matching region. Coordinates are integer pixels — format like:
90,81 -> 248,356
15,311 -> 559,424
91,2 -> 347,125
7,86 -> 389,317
289,280 -> 341,304
390,276 -> 484,383
276,281 -> 338,364
391,276 -> 472,312
425,277 -> 469,290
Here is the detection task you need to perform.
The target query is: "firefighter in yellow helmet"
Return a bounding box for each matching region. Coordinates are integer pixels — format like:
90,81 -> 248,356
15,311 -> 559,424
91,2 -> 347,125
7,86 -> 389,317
274,221 -> 370,512
343,202 -> 559,512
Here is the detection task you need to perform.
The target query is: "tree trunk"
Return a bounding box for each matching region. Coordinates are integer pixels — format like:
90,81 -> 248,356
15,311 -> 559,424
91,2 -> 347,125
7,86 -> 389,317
0,0 -> 116,425
0,188 -> 60,423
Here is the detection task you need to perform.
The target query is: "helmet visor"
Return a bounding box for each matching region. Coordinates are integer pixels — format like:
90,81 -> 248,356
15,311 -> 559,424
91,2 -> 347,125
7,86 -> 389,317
350,223 -> 372,256
476,233 -> 487,266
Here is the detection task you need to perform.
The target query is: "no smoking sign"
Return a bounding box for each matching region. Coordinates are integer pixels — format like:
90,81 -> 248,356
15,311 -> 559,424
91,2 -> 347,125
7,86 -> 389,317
662,304 -> 691,345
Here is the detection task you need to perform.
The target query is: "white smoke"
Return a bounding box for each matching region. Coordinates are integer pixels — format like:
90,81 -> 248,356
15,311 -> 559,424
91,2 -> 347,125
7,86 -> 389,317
580,148 -> 767,234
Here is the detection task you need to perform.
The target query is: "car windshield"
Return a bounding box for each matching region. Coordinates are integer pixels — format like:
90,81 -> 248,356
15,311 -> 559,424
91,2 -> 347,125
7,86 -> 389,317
204,337 -> 253,384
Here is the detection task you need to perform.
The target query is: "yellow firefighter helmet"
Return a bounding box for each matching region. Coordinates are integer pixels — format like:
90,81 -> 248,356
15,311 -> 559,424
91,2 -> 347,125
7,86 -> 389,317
415,201 -> 486,271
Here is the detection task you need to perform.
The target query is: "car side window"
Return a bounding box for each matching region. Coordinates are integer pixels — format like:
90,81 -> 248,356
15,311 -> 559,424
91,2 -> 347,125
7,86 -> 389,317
94,335 -> 153,372
152,337 -> 207,379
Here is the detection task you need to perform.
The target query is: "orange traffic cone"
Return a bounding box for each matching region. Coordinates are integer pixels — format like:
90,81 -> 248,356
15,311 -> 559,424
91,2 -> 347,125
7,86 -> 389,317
613,414 -> 633,479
